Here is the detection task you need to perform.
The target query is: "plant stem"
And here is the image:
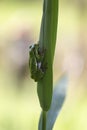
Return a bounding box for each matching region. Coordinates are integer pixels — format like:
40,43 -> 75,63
42,111 -> 46,130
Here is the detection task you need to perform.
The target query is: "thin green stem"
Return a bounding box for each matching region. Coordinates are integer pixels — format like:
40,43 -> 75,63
42,111 -> 47,130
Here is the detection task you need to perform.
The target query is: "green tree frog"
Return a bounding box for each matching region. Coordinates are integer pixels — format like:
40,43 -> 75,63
29,44 -> 47,82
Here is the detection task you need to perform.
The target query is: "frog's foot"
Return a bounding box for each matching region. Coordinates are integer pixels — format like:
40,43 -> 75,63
41,62 -> 48,73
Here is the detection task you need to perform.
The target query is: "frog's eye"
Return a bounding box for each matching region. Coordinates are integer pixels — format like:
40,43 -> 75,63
29,44 -> 34,51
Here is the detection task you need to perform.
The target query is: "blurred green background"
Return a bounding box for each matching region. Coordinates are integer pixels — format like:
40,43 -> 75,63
0,0 -> 87,130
